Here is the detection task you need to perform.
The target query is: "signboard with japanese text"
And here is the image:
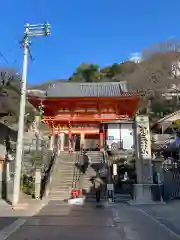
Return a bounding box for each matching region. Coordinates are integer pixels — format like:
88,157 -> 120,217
135,115 -> 153,184
136,115 -> 151,160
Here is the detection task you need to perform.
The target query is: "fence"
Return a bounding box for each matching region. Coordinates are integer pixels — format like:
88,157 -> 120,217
163,166 -> 180,201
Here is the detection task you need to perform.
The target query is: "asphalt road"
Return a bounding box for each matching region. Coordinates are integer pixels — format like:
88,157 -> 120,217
6,200 -> 180,240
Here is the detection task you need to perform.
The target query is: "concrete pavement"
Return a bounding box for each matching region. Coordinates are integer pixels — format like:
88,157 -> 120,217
4,200 -> 180,240
0,198 -> 48,240
0,200 -> 18,231
139,200 -> 180,237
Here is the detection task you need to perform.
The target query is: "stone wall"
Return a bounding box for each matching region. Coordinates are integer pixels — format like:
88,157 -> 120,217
0,123 -> 17,200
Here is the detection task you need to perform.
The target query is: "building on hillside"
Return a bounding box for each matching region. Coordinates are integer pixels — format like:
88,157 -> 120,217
129,52 -> 142,63
151,109 -> 180,134
27,82 -> 140,152
151,110 -> 180,152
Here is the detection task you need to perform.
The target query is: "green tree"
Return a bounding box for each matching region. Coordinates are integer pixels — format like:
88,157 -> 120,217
69,63 -> 101,82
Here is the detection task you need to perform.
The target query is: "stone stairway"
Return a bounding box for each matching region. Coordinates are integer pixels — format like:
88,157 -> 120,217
85,151 -> 104,164
48,152 -> 78,200
77,151 -> 106,201
47,151 -> 106,201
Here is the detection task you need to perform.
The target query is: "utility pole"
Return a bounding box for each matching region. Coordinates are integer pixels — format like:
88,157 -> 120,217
12,23 -> 51,206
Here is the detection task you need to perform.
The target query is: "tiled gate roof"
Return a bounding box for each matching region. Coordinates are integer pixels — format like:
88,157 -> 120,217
46,81 -> 128,98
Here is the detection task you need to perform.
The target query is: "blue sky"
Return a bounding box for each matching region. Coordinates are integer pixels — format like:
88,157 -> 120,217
0,0 -> 179,84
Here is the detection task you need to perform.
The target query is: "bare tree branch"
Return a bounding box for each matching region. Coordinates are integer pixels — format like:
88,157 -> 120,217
123,40 -> 180,97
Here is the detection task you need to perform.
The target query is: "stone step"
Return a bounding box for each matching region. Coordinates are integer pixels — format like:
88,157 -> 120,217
52,174 -> 74,178
50,183 -> 71,188
49,191 -> 70,195
49,197 -> 69,200
51,182 -> 73,186
50,189 -> 71,194
57,168 -> 75,171
54,171 -> 75,174
53,175 -> 76,179
55,171 -> 75,175
51,179 -> 74,183
54,164 -> 75,167
49,194 -> 70,198
54,163 -> 75,167
49,195 -> 70,199
51,187 -> 73,191
53,169 -> 75,173
52,175 -> 74,178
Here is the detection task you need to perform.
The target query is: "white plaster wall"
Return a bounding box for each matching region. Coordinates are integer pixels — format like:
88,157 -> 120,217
107,123 -> 134,150
107,123 -> 120,149
121,123 -> 134,150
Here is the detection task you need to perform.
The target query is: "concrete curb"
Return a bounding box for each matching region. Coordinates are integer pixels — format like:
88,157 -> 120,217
0,200 -> 49,240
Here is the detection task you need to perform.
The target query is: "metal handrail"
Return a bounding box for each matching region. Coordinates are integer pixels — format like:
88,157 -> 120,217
72,152 -> 78,189
40,143 -> 58,198
72,152 -> 81,189
75,152 -> 84,188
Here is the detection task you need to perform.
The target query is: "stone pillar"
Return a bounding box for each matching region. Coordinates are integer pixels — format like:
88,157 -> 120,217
129,115 -> 155,205
48,135 -> 53,150
60,132 -> 65,151
80,132 -> 85,149
34,168 -> 41,200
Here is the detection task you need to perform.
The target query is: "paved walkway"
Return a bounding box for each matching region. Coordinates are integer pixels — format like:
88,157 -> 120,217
4,200 -> 180,240
0,197 -> 48,239
139,200 -> 180,237
0,200 -> 18,231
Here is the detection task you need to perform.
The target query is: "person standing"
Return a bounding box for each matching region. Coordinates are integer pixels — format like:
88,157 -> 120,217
93,175 -> 104,203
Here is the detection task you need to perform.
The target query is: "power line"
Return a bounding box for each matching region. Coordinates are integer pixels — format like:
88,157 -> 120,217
0,40 -> 21,66
0,51 -> 9,64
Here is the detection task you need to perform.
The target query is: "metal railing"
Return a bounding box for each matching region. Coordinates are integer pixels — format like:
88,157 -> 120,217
40,141 -> 58,198
72,152 -> 81,190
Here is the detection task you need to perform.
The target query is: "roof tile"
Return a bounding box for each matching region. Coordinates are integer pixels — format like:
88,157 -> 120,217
46,82 -> 127,98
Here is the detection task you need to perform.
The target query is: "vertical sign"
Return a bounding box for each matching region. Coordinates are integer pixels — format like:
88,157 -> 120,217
113,164 -> 117,176
135,115 -> 153,184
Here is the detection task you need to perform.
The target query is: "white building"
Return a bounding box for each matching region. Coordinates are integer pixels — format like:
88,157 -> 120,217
129,52 -> 142,63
